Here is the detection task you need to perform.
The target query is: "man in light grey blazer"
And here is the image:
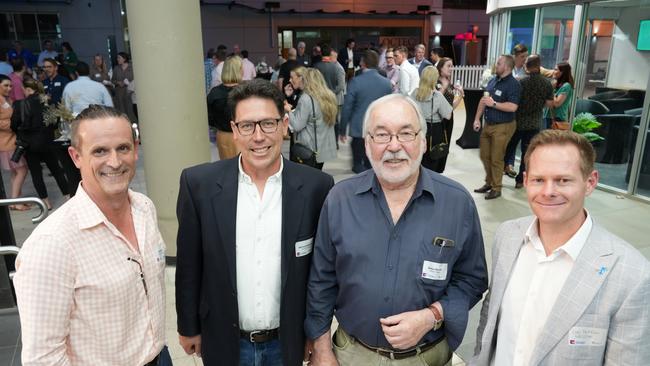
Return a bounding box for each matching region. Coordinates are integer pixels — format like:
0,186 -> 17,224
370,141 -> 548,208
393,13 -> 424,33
472,130 -> 650,366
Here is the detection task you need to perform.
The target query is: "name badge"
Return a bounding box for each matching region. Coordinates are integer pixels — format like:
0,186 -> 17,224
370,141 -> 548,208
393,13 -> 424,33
54,82 -> 61,87
494,89 -> 502,96
568,327 -> 607,346
155,245 -> 165,263
95,73 -> 101,78
422,260 -> 447,281
295,237 -> 314,257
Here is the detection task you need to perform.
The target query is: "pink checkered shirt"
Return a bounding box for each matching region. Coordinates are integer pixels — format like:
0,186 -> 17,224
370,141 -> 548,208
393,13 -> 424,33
14,185 -> 167,366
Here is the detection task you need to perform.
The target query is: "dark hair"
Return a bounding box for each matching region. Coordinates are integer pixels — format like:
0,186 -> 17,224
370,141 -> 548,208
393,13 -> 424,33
23,79 -> 44,94
525,129 -> 595,178
320,44 -> 332,58
43,58 -> 58,67
513,43 -> 528,56
117,52 -> 130,63
206,48 -> 215,59
346,38 -> 355,47
361,50 -> 379,69
0,74 -> 9,83
75,61 -> 90,76
395,46 -> 409,56
436,57 -> 453,77
61,42 -> 73,52
228,79 -> 285,120
555,62 -> 574,89
43,39 -> 53,46
431,47 -> 444,57
71,105 -> 133,148
215,49 -> 227,61
217,44 -> 227,51
525,54 -> 541,71
11,57 -> 25,72
241,50 -> 249,58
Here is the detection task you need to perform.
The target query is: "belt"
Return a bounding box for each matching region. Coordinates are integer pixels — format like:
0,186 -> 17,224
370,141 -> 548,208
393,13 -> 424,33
240,328 -> 279,343
356,336 -> 444,360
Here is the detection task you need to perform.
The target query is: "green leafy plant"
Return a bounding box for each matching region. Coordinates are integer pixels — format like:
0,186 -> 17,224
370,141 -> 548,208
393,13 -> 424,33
572,112 -> 604,142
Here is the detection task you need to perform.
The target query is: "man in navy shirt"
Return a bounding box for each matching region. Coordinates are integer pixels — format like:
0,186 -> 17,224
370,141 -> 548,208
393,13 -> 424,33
472,54 -> 521,200
306,94 -> 488,366
42,58 -> 69,105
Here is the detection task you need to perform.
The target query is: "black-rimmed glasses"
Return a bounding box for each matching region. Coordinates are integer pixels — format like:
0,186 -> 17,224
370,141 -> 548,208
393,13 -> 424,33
234,118 -> 282,136
369,130 -> 421,144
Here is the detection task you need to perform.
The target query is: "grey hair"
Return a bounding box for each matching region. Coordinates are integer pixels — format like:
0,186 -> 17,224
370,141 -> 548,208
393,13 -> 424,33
415,44 -> 426,52
361,94 -> 426,140
297,41 -> 306,48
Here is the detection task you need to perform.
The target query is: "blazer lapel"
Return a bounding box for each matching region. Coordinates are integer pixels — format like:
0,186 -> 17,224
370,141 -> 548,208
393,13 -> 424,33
530,224 -> 617,365
212,159 -> 240,291
280,160 -> 305,296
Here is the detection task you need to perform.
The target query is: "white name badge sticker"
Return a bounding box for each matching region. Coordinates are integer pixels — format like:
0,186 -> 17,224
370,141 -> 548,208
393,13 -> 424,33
494,89 -> 502,96
155,246 -> 165,263
54,82 -> 61,87
295,237 -> 314,257
567,327 -> 607,346
422,261 -> 447,281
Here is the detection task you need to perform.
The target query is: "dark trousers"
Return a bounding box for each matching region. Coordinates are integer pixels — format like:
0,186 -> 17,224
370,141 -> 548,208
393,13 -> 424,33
53,146 -> 81,196
25,149 -> 69,199
351,137 -> 370,174
514,129 -> 539,184
422,122 -> 449,173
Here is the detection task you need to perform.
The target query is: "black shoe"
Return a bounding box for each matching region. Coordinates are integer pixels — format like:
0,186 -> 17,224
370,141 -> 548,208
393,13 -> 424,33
504,167 -> 517,179
485,190 -> 502,200
515,182 -> 524,189
474,184 -> 492,193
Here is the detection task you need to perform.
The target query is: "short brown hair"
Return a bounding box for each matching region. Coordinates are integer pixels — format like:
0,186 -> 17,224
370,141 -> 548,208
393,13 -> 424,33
524,130 -> 596,178
500,54 -> 515,70
71,105 -> 134,148
513,43 -> 528,56
395,46 -> 408,56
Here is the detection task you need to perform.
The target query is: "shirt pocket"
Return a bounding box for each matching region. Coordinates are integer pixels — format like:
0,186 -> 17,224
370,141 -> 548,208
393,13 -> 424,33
417,233 -> 458,288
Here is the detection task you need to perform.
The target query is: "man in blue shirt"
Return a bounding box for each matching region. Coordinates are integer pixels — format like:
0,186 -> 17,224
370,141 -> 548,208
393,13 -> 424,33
306,94 -> 488,366
63,61 -> 114,115
42,58 -> 69,106
472,54 -> 521,200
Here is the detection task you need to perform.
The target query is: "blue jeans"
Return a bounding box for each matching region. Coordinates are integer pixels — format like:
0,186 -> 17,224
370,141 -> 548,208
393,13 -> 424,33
239,338 -> 283,366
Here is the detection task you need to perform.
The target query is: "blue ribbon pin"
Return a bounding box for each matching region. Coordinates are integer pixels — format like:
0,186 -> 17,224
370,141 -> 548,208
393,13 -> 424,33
597,266 -> 607,275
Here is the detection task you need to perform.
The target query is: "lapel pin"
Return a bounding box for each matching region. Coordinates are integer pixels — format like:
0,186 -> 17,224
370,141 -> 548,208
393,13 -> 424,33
597,266 -> 607,276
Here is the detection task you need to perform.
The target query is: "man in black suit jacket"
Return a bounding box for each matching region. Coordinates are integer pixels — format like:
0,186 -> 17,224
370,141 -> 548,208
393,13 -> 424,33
176,79 -> 334,366
338,38 -> 359,80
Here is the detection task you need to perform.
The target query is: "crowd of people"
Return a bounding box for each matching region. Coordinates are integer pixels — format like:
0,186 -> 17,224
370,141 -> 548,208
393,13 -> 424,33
0,40 -> 136,210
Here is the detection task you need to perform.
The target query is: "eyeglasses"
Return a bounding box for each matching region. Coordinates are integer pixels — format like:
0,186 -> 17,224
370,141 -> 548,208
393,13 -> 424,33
234,118 -> 281,136
369,130 -> 421,144
127,257 -> 148,296
386,56 -> 394,59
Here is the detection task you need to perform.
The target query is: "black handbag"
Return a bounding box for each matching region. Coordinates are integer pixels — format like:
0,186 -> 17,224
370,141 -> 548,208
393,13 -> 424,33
427,97 -> 450,160
289,95 -> 318,167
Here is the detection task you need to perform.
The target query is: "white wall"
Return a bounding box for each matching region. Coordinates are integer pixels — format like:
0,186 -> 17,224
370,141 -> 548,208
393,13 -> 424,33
605,7 -> 650,90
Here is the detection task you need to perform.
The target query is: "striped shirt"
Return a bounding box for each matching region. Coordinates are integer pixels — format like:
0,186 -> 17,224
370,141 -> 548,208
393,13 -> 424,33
484,73 -> 521,124
14,185 -> 167,366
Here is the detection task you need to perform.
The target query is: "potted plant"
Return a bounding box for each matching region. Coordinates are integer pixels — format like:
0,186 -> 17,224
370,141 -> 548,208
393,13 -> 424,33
572,112 -> 604,142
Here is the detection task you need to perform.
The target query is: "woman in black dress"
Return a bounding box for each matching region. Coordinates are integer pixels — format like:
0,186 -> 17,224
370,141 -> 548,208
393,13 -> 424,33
436,57 -> 465,172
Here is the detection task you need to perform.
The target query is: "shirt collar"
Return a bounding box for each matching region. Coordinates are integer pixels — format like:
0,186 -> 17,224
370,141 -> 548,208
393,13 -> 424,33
355,167 -> 436,200
525,210 -> 593,261
238,155 -> 283,185
74,183 -> 142,230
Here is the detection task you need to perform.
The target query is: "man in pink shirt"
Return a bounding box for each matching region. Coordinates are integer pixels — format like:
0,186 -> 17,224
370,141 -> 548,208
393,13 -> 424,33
14,105 -> 171,366
9,57 -> 26,101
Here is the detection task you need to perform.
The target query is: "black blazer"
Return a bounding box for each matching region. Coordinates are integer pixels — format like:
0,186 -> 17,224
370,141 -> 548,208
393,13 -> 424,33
338,47 -> 359,69
176,157 -> 334,366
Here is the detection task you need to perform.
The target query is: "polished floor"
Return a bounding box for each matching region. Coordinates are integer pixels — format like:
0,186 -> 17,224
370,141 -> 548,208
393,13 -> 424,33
2,102 -> 649,365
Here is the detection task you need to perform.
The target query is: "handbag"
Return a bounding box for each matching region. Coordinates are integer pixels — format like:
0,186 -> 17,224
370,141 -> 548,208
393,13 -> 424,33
289,95 -> 318,167
427,97 -> 450,160
550,97 -> 570,130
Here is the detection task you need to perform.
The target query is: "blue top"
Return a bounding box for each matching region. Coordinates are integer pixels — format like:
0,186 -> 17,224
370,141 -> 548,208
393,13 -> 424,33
8,49 -> 36,69
62,76 -> 114,115
484,73 -> 521,124
305,168 -> 488,350
204,58 -> 213,94
340,69 -> 392,138
0,62 -> 12,77
43,74 -> 70,106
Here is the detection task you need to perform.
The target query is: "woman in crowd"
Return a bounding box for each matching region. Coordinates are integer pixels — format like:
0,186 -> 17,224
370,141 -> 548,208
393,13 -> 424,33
61,42 -> 78,78
111,52 -> 137,123
90,54 -> 112,87
207,55 -> 242,160
436,57 -> 465,172
285,67 -> 337,170
0,75 -> 29,210
11,79 -> 69,210
409,66 -> 453,173
545,61 -> 574,129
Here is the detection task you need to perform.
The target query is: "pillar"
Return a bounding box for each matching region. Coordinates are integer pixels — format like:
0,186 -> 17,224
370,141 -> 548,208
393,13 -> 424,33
125,0 -> 210,257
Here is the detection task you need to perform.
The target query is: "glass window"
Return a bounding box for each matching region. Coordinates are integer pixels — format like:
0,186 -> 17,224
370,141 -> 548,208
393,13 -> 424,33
508,8 -> 535,53
538,5 -> 576,69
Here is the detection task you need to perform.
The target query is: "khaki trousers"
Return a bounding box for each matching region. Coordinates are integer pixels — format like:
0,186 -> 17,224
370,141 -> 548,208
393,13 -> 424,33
479,121 -> 516,191
216,130 -> 239,160
333,328 -> 452,366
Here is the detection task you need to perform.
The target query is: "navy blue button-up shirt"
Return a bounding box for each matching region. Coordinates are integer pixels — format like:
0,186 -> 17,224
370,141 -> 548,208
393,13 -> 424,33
484,73 -> 521,124
43,74 -> 70,106
305,168 -> 488,350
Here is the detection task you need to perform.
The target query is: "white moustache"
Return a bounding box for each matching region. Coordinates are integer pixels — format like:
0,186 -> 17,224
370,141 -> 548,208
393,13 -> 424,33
381,150 -> 410,163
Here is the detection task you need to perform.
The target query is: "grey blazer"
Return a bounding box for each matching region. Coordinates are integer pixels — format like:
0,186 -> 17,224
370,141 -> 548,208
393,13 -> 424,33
289,93 -> 337,163
471,216 -> 650,366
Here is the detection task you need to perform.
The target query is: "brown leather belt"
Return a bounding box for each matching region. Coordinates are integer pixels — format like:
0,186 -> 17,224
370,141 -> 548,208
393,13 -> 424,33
240,328 -> 279,343
356,336 -> 444,360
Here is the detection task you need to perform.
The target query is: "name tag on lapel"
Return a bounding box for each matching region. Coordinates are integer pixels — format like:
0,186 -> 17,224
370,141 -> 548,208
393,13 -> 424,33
567,327 -> 607,346
295,237 -> 314,257
422,260 -> 447,280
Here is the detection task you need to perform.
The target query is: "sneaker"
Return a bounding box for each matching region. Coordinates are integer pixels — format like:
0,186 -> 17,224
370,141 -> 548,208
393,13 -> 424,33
485,190 -> 502,200
474,184 -> 492,193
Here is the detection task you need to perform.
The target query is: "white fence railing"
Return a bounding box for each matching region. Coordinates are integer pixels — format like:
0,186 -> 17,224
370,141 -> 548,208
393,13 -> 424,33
453,65 -> 487,90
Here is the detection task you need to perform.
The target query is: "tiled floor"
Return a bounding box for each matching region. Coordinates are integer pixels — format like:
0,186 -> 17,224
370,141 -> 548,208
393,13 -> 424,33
2,101 -> 649,365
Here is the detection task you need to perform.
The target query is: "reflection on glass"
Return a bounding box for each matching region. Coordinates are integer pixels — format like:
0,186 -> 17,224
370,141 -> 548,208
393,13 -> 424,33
539,5 -> 575,69
508,9 -> 535,53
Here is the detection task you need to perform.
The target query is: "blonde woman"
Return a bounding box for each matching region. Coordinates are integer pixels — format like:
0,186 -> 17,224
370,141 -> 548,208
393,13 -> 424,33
409,66 -> 452,173
207,55 -> 242,160
285,66 -> 337,170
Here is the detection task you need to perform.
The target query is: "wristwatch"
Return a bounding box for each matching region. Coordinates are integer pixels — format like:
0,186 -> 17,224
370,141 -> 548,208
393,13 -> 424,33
428,304 -> 443,331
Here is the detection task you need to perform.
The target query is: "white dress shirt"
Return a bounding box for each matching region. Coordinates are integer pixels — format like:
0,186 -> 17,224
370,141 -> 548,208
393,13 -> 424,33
492,212 -> 593,366
235,157 -> 283,331
211,62 -> 224,88
398,60 -> 420,96
242,58 -> 257,81
62,76 -> 114,115
347,48 -> 354,69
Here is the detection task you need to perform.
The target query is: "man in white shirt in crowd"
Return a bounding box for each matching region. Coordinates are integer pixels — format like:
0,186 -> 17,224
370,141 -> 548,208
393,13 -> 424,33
512,43 -> 528,80
394,46 -> 419,96
14,105 -> 170,366
472,130 -> 650,366
241,50 -> 257,81
37,39 -> 58,67
62,61 -> 113,115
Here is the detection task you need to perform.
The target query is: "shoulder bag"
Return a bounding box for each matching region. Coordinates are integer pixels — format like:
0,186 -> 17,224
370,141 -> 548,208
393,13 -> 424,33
289,95 -> 318,167
427,96 -> 450,160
